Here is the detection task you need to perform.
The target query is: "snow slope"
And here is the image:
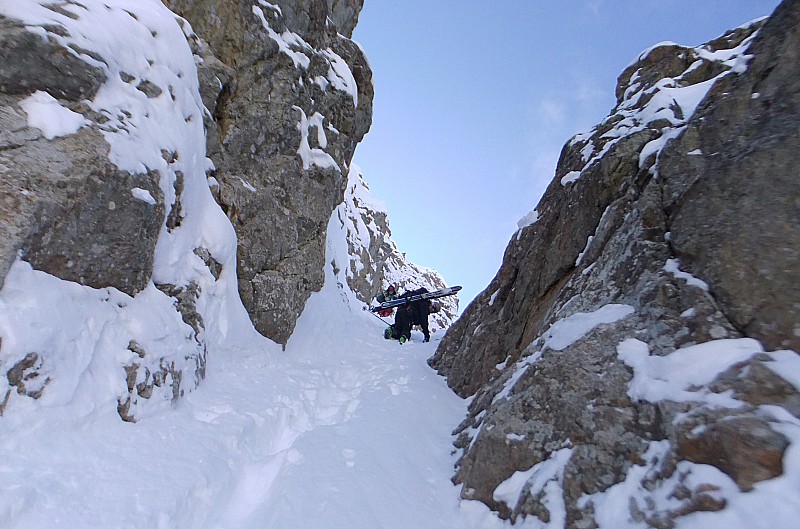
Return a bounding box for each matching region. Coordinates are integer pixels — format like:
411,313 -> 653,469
0,204 -> 516,529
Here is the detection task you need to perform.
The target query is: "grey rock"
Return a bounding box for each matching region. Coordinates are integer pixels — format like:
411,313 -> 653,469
165,0 -> 373,344
0,16 -> 106,100
660,0 -> 800,351
0,7 -> 212,422
431,3 -> 798,525
675,413 -> 788,491
1,124 -> 164,295
711,357 -> 800,418
0,10 -> 163,295
5,352 -> 50,400
326,0 -> 363,38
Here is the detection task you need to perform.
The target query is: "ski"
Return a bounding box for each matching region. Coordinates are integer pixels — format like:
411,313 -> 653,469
370,286 -> 462,312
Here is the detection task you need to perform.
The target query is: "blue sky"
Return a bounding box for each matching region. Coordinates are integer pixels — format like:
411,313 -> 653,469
351,0 -> 783,310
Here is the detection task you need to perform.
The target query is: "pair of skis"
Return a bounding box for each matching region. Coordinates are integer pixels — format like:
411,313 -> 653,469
369,286 -> 462,313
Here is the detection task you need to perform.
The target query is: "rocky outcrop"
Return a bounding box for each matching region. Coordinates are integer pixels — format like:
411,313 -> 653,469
658,6 -> 800,351
0,14 -> 164,295
337,165 -> 459,331
164,0 -> 373,344
0,1 -> 234,422
431,1 -> 800,526
327,0 -> 363,38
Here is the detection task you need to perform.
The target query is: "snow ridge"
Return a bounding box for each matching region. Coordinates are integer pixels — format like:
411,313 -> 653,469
564,24 -> 760,185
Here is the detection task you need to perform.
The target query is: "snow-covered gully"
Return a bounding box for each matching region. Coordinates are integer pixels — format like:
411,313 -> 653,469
0,268 -> 522,528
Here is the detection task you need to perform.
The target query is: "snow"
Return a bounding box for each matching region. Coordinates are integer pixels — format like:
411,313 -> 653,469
489,288 -> 500,306
131,187 -> 157,205
257,0 -> 282,16
0,168 -> 512,529
617,338 -> 763,407
294,107 -> 341,171
252,4 -> 359,107
314,75 -> 330,90
560,170 -> 581,186
540,304 -> 635,351
575,235 -> 594,266
633,41 -> 679,65
619,337 -> 800,408
0,259 -> 210,421
605,337 -> 800,529
576,205 -> 611,268
493,356 -> 535,404
252,5 -> 311,69
517,209 -> 540,230
493,304 -> 635,404
238,177 -> 258,193
19,90 -> 89,139
569,25 -> 762,181
768,350 -> 800,391
493,447 -> 573,527
664,258 -> 710,291
322,48 -> 359,107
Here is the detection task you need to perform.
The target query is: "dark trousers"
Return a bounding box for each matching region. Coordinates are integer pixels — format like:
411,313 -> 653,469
394,303 -> 431,342
395,305 -> 414,340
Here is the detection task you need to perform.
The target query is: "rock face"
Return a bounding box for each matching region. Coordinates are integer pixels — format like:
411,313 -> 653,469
430,1 -> 800,526
0,1 -> 238,422
1,0 -> 443,426
337,165 -> 459,331
0,15 -> 163,295
163,0 -> 373,344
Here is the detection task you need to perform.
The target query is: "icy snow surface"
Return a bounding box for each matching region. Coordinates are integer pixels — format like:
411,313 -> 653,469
19,90 -> 88,139
0,205 -> 533,529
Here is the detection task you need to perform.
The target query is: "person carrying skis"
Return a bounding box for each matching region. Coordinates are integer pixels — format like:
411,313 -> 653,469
375,284 -> 398,317
393,288 -> 438,344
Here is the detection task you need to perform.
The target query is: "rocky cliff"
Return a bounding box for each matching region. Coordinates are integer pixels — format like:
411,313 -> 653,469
430,1 -> 800,526
0,0 -> 237,422
163,0 -> 373,344
0,0 -> 451,423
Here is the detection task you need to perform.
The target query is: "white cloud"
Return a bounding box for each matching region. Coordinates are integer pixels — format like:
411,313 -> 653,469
538,98 -> 567,126
587,0 -> 603,16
